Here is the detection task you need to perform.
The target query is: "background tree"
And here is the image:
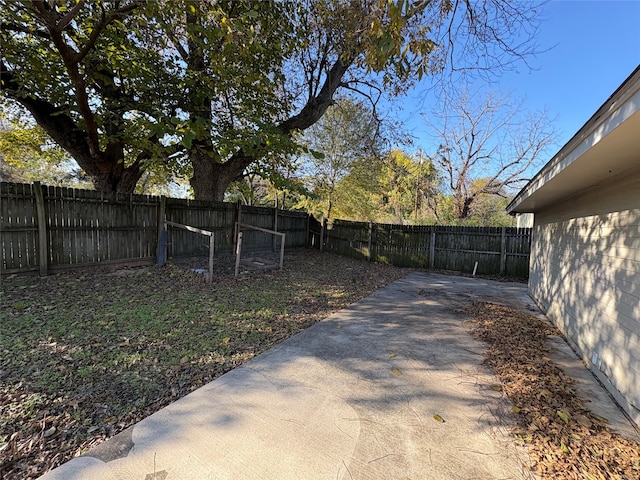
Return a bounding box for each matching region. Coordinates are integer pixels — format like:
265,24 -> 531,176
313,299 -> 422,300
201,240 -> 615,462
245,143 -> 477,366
300,98 -> 380,221
329,149 -> 438,224
225,160 -> 309,210
0,112 -> 86,186
330,157 -> 383,222
427,90 -> 558,220
375,149 -> 438,224
465,179 -> 515,226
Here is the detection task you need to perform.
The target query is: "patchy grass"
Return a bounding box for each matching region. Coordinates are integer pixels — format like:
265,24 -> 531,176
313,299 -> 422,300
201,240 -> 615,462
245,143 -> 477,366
468,301 -> 640,480
0,249 -> 409,480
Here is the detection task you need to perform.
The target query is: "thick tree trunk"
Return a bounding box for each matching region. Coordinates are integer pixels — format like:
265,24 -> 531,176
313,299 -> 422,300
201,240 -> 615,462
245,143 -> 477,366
190,153 -> 252,202
90,160 -> 144,193
187,58 -> 353,201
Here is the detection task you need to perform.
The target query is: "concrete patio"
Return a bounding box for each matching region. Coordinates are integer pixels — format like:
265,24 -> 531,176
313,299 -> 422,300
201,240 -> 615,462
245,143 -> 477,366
39,272 -> 639,480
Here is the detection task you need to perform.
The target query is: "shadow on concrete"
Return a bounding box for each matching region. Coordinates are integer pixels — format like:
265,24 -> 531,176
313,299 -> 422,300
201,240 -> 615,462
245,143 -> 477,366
39,273 -> 573,480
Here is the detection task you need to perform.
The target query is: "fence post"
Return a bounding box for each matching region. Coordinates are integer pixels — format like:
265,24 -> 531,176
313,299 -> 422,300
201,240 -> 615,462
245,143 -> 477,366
500,226 -> 507,275
272,207 -> 278,252
156,196 -> 167,265
319,219 -> 326,252
33,181 -> 48,276
429,228 -> 436,269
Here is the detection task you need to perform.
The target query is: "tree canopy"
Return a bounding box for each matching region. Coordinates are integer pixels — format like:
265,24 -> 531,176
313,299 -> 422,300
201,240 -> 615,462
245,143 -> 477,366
300,97 -> 381,221
1,0 -> 545,200
1,0 -> 294,195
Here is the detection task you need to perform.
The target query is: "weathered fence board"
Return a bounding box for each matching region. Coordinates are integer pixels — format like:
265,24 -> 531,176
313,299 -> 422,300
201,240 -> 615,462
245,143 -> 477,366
2,181 -> 531,278
0,182 -> 39,272
1,182 -> 309,274
36,185 -> 159,270
165,198 -> 236,257
322,219 -> 531,278
275,210 -> 309,247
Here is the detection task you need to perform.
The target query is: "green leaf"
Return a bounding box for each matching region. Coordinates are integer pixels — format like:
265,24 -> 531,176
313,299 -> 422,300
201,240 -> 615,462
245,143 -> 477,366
181,131 -> 196,148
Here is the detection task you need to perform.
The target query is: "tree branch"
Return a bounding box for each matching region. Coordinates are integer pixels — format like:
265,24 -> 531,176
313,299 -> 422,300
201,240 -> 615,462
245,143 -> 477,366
56,0 -> 85,31
1,22 -> 51,39
1,60 -> 93,167
75,0 -> 144,63
278,57 -> 352,134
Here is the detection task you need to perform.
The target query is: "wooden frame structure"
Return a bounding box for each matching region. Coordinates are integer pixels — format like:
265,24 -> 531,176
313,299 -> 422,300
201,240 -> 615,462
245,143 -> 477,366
235,222 -> 285,277
157,220 -> 215,283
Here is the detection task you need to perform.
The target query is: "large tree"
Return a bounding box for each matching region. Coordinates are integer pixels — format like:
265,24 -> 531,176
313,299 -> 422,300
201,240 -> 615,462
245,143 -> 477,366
1,0 -> 292,194
0,0 -> 158,192
2,0 -> 545,199
428,90 -> 558,220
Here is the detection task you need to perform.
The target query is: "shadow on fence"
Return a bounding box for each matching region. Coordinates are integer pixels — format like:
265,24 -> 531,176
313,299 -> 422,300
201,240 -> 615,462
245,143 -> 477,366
1,182 -> 530,279
310,218 -> 531,279
0,182 -> 309,274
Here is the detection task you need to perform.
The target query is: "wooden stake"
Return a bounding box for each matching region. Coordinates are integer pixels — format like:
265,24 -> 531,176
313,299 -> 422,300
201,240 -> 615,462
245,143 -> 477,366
207,233 -> 215,283
235,232 -> 243,277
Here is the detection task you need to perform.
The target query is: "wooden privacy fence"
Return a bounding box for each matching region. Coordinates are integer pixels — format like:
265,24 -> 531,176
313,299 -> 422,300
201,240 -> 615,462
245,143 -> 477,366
0,182 -> 309,275
1,181 -> 531,278
318,219 -> 531,278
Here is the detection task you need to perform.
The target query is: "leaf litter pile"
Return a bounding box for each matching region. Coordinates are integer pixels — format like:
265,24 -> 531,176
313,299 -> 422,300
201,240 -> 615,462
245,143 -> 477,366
468,301 -> 640,480
0,249 -> 409,480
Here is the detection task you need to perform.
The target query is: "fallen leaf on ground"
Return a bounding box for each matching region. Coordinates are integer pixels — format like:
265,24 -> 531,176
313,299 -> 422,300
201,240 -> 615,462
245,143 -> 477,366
467,301 -> 640,480
0,249 -> 411,480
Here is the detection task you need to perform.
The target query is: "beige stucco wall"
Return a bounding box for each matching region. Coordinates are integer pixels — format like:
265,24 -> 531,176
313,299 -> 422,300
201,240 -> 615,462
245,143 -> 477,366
515,213 -> 534,229
529,167 -> 640,426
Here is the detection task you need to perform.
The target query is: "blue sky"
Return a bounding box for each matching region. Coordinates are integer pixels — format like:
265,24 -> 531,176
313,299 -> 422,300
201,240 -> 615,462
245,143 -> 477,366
404,0 -> 640,154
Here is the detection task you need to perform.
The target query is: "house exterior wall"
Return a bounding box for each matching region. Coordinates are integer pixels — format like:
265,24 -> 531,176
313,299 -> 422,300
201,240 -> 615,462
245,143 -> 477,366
529,168 -> 640,425
516,213 -> 534,229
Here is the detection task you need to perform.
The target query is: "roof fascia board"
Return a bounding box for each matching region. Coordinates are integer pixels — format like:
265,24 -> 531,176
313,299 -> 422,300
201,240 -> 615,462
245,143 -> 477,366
507,65 -> 640,213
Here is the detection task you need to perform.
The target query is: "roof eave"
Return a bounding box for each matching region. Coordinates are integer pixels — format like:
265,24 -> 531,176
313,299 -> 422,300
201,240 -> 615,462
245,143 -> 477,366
507,65 -> 640,214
